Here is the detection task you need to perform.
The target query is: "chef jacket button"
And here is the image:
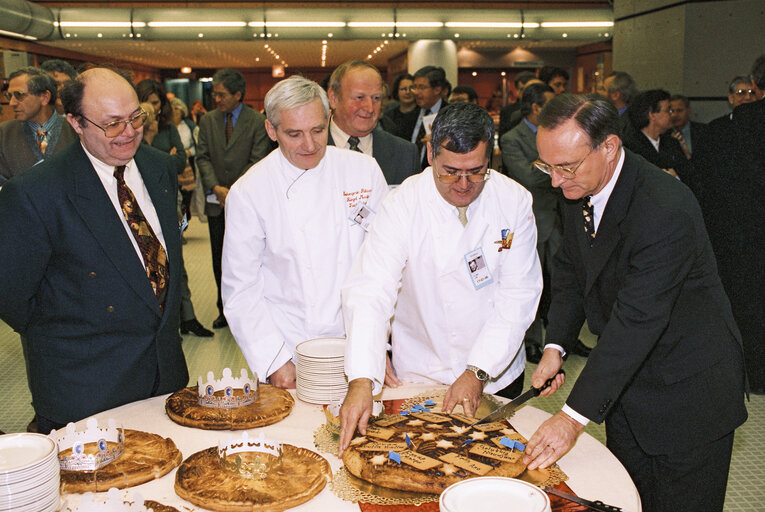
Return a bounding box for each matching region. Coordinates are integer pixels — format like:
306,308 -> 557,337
106,306 -> 115,312
88,272 -> 97,278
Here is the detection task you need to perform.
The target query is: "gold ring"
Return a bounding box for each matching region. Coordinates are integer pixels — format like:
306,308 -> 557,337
462,398 -> 469,402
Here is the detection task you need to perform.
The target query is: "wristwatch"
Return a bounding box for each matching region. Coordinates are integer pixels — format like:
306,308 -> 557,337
466,365 -> 489,382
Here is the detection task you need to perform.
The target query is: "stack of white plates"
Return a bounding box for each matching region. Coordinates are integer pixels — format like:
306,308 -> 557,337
440,477 -> 551,512
0,433 -> 60,512
295,337 -> 348,404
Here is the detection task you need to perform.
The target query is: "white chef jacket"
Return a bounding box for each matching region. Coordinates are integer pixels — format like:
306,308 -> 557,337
343,168 -> 542,395
222,146 -> 388,381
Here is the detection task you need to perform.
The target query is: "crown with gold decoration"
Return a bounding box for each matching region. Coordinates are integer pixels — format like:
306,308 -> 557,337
49,418 -> 124,471
198,368 -> 259,408
218,431 -> 283,479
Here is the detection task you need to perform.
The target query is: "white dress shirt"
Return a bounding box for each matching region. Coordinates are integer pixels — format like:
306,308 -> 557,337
222,146 -> 388,381
343,168 -> 543,395
330,120 -> 373,155
83,143 -> 167,267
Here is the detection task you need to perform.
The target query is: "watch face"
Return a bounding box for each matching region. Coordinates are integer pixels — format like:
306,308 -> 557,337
477,370 -> 489,381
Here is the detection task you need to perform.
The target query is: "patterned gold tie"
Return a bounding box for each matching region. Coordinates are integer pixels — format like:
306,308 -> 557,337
225,112 -> 233,144
113,165 -> 169,311
347,135 -> 362,153
582,196 -> 596,246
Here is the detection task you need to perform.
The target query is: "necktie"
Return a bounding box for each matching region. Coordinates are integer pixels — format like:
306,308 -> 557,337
36,127 -> 48,154
457,206 -> 469,227
347,135 -> 362,153
114,165 -> 169,311
582,196 -> 596,245
225,112 -> 233,144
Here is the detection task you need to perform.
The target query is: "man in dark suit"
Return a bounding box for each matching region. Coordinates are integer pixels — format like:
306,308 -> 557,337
0,67 -> 77,185
669,94 -> 705,157
523,95 -> 747,512
0,68 -> 189,434
497,72 -> 542,140
694,56 -> 765,395
196,68 -> 271,328
327,60 -> 418,185
623,89 -> 692,183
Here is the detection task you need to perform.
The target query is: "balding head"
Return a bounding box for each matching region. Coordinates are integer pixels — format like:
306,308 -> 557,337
64,68 -> 145,166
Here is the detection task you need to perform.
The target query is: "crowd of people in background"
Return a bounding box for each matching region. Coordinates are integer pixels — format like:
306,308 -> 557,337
0,52 -> 761,512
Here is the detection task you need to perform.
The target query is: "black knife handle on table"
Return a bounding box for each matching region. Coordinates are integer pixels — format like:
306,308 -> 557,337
532,369 -> 565,397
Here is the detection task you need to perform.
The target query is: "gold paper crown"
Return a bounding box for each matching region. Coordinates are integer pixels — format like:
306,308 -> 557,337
198,367 -> 259,408
49,418 -> 124,472
218,431 -> 283,479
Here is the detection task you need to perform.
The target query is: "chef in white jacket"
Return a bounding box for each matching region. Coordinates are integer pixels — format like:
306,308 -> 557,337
339,103 -> 543,455
222,76 -> 388,389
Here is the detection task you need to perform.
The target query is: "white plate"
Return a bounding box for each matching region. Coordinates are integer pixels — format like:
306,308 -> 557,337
295,338 -> 345,359
0,434 -> 57,473
439,477 -> 551,512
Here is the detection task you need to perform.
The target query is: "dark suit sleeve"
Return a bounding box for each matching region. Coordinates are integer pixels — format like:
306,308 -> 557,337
500,130 -> 547,189
196,115 -> 217,192
0,178 -> 52,331
167,124 -> 187,174
544,224 -> 587,347
248,112 -> 271,167
564,209 -> 699,423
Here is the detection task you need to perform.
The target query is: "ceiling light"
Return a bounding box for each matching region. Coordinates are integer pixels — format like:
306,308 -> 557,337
97,33 -> 102,38
148,21 -> 246,28
59,21 -> 141,28
454,33 -> 460,38
198,33 -> 203,38
348,22 -> 394,28
264,21 -> 345,28
501,71 -> 506,76
445,22 -> 539,28
562,33 -> 568,38
604,32 -> 610,37
0,28 -> 37,40
181,66 -> 192,73
472,72 -> 477,76
328,33 -> 333,37
541,22 -> 613,28
396,22 -> 443,28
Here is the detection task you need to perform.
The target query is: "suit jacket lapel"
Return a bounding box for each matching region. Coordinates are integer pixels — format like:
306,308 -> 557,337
66,144 -> 161,314
583,150 -> 636,294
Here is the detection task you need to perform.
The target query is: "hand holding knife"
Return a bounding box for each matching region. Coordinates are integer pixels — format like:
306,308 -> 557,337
470,369 -> 565,427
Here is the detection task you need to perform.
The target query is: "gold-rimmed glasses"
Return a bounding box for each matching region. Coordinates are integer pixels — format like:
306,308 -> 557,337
81,108 -> 148,138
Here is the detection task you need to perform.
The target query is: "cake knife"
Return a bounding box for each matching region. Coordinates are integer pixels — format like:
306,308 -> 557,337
470,369 -> 565,427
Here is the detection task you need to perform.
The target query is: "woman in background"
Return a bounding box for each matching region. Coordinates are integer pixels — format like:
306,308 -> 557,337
170,97 -> 197,225
382,73 -> 419,141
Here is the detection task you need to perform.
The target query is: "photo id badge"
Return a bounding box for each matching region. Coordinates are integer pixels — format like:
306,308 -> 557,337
465,247 -> 493,289
349,203 -> 376,232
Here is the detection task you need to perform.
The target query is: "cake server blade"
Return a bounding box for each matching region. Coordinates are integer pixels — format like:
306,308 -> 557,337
543,486 -> 623,511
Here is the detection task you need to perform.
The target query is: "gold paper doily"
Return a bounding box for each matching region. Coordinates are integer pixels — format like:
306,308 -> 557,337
326,389 -> 568,506
331,466 -> 439,506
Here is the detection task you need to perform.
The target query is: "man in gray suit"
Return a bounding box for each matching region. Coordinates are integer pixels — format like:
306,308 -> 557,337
501,83 -> 571,363
327,60 -> 419,185
197,69 -> 271,328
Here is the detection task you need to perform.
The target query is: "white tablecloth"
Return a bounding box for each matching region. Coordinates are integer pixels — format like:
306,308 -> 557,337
61,384 -> 641,511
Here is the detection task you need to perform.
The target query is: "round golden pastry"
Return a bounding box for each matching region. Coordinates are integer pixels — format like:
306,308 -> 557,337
60,429 -> 182,493
165,384 -> 294,430
175,445 -> 331,512
342,413 -> 527,494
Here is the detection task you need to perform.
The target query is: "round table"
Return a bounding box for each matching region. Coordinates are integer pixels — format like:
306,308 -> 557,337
60,383 -> 641,511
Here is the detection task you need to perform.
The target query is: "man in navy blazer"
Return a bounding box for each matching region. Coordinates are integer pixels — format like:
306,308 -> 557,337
327,60 -> 419,185
523,95 -> 746,512
0,68 -> 189,434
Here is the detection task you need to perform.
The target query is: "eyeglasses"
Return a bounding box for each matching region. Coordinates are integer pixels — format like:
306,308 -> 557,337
534,146 -> 595,179
4,91 -> 30,102
434,168 -> 491,184
81,108 -> 148,138
733,88 -> 756,96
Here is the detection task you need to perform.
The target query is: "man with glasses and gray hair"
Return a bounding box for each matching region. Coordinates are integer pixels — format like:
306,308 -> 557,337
0,67 -> 189,433
0,66 -> 77,185
338,103 -> 542,456
523,94 -> 746,512
222,75 -> 387,390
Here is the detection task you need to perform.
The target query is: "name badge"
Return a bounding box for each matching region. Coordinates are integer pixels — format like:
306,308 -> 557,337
464,247 -> 493,289
349,203 -> 376,232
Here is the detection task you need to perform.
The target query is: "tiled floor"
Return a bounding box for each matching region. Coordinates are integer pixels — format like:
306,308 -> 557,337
0,219 -> 762,509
